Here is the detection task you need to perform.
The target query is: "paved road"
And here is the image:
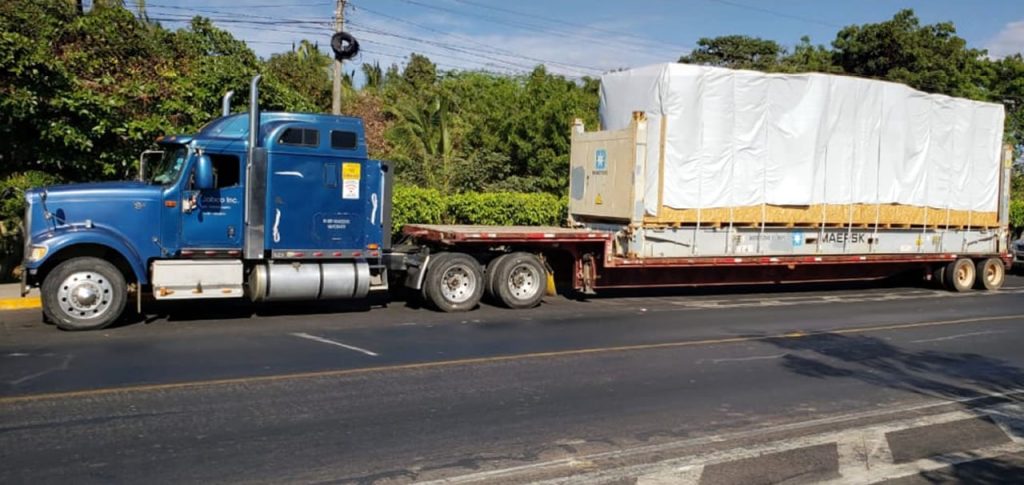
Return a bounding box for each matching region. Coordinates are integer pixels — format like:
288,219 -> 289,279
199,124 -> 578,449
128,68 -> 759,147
3,276 -> 1024,483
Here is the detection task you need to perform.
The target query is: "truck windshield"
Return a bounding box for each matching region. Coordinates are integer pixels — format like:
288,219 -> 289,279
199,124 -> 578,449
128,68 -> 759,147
148,145 -> 189,185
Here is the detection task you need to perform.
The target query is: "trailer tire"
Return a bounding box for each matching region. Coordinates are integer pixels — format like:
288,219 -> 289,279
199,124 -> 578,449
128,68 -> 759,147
492,252 -> 546,309
931,265 -> 946,289
423,252 -> 483,312
974,258 -> 1005,291
42,257 -> 127,331
484,253 -> 514,302
944,258 -> 976,292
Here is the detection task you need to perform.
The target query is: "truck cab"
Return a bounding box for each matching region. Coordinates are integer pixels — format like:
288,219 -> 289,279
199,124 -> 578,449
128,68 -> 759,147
22,78 -> 392,330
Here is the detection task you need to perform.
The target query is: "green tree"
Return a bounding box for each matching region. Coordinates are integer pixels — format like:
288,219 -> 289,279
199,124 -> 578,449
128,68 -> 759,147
781,36 -> 839,73
832,9 -> 988,98
679,35 -> 785,70
265,40 -> 332,111
386,93 -> 461,192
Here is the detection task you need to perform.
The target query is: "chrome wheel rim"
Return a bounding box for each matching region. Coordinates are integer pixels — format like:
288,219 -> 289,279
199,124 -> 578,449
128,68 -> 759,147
441,264 -> 476,303
507,263 -> 541,301
57,271 -> 114,320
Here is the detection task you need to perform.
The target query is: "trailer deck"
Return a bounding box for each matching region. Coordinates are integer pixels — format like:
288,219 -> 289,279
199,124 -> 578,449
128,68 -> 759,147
403,224 -> 612,244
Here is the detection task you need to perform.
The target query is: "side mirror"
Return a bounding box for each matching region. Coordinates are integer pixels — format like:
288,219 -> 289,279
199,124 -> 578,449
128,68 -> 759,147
195,155 -> 215,190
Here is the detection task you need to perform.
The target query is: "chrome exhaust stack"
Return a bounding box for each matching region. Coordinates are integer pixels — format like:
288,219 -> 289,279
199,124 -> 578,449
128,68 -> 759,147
221,90 -> 235,117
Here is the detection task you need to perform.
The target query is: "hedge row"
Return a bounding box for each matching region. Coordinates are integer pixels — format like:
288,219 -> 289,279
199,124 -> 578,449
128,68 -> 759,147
391,185 -> 568,237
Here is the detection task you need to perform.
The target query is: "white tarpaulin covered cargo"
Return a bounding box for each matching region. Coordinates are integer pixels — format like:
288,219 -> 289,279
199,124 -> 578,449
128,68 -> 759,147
599,63 -> 1006,217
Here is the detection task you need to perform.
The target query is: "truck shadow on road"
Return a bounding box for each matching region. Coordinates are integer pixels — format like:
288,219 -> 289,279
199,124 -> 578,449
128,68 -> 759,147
763,331 -> 1024,406
126,295 -> 388,326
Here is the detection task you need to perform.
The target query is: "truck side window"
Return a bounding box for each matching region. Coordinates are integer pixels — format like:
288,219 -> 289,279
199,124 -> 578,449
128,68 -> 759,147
209,154 -> 240,188
279,128 -> 319,147
331,131 -> 358,149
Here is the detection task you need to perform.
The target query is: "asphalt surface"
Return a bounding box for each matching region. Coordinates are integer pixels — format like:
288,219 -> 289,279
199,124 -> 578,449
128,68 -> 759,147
3,276 -> 1024,483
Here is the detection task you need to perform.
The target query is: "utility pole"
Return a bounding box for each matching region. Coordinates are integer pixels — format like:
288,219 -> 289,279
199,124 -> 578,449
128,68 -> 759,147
332,0 -> 346,115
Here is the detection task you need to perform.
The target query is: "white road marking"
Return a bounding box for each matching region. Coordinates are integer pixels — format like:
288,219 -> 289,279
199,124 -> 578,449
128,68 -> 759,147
289,332 -> 379,357
6,353 -> 29,357
9,354 -> 73,385
422,388 -> 1024,485
909,330 -> 1007,344
701,353 -> 788,364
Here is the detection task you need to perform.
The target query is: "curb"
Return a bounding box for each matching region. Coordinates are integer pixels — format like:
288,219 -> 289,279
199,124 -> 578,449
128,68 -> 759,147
0,296 -> 41,311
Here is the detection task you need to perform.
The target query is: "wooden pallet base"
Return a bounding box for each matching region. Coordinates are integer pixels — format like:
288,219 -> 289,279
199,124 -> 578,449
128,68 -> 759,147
644,204 -> 998,229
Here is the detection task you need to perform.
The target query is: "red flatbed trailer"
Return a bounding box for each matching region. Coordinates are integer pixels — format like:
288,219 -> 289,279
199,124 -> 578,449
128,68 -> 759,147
402,224 -> 1010,296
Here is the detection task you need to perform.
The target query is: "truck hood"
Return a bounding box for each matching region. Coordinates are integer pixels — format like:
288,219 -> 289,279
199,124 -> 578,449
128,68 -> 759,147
33,181 -> 161,200
26,181 -> 165,241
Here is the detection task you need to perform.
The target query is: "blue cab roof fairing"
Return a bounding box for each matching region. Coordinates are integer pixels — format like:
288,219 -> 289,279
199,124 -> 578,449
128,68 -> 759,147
195,112 -> 368,158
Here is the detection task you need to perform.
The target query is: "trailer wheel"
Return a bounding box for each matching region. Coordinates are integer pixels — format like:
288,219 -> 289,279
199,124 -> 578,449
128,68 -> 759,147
944,258 -> 976,292
423,252 -> 483,312
484,253 -> 514,302
974,258 -> 1005,291
42,257 -> 127,331
931,265 -> 946,289
492,252 -> 546,309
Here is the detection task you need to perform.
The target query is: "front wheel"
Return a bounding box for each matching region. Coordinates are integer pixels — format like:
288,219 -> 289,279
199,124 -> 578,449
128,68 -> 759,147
42,257 -> 127,331
423,252 -> 484,312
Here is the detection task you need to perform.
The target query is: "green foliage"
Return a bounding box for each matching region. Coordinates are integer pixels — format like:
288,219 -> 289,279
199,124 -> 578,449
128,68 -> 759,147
390,185 -> 566,237
0,171 -> 61,252
679,35 -> 787,71
391,185 -> 447,235
0,171 -> 61,224
1010,200 -> 1024,232
0,1 -> 315,184
447,191 -> 566,226
832,9 -> 988,99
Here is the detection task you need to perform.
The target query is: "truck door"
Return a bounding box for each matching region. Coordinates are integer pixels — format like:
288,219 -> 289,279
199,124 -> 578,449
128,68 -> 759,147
181,153 -> 244,248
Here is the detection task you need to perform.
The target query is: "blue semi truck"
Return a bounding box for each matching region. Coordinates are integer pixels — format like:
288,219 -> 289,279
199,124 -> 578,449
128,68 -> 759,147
21,77 -> 573,330
20,76 -> 1012,331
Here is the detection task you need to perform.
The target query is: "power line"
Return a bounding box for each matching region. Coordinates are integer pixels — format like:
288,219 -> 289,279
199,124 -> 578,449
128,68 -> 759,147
704,0 -> 841,28
348,22 -> 590,74
147,4 -> 601,75
347,3 -> 603,73
146,3 -> 606,75
383,0 -> 681,56
449,0 -> 689,52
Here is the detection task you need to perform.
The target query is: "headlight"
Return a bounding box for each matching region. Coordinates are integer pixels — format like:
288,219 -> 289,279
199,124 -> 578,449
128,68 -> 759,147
28,245 -> 48,262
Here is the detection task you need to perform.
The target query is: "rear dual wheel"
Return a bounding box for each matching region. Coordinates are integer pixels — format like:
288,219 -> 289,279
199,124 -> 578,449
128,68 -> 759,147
485,252 -> 546,309
941,257 -> 1004,292
974,258 -> 1005,291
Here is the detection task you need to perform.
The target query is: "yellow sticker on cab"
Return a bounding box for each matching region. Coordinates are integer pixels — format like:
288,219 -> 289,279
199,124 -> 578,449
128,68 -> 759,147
342,162 -> 361,180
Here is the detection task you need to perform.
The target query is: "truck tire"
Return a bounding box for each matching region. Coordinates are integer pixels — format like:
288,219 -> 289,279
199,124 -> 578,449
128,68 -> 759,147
974,258 -> 1005,291
42,257 -> 127,331
484,253 -> 514,302
944,258 -> 976,293
491,252 -> 545,309
423,252 -> 483,312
